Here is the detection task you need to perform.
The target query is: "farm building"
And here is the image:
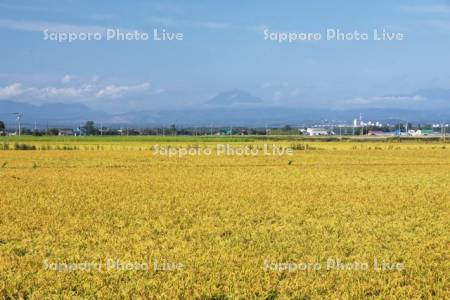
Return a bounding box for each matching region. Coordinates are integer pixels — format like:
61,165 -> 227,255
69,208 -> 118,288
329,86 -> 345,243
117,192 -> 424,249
416,129 -> 434,136
368,130 -> 385,136
368,131 -> 395,136
58,129 -> 74,136
306,128 -> 329,136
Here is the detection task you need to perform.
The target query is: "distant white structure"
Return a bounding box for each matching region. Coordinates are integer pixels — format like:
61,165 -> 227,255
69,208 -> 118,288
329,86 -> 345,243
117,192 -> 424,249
306,128 -> 329,136
408,130 -> 418,136
407,129 -> 439,137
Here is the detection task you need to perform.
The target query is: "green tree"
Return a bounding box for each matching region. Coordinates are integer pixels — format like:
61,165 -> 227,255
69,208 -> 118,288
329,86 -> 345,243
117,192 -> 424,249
0,120 -> 5,132
170,124 -> 177,136
83,121 -> 97,135
47,128 -> 59,136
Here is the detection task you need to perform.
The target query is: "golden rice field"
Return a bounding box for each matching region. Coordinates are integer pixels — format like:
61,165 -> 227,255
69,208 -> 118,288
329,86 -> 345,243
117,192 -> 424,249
0,137 -> 449,299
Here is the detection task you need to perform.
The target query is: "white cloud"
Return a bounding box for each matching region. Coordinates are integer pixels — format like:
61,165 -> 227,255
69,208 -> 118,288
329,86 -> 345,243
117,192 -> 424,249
0,3 -> 62,12
195,22 -> 267,32
147,14 -> 265,32
261,82 -> 291,89
95,82 -> 151,98
148,16 -> 189,27
0,83 -> 26,99
0,18 -> 106,33
0,84 -> 93,101
196,22 -> 232,29
0,80 -> 156,103
346,95 -> 425,105
251,24 -> 269,33
149,16 -> 177,26
36,85 -> 93,100
401,4 -> 450,14
152,3 -> 185,16
90,14 -> 115,21
61,74 -> 72,84
152,88 -> 167,95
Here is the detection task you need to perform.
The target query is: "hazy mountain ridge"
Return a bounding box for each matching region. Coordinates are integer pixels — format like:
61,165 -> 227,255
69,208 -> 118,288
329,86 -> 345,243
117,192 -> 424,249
414,88 -> 450,100
206,89 -> 263,105
1,87 -> 450,126
0,100 -> 107,124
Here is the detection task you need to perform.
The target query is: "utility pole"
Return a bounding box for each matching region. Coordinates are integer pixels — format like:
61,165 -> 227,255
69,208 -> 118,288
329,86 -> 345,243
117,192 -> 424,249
444,124 -> 446,142
441,122 -> 447,142
444,124 -> 448,143
13,113 -> 22,136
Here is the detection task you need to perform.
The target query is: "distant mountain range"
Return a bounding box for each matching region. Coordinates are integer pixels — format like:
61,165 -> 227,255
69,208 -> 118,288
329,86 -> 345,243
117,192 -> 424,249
414,88 -> 450,101
0,100 -> 108,127
117,107 -> 450,126
1,88 -> 450,127
206,89 -> 263,105
0,100 -> 106,120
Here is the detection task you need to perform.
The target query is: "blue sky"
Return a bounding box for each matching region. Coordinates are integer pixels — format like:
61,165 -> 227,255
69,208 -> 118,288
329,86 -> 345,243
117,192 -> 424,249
0,0 -> 449,112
